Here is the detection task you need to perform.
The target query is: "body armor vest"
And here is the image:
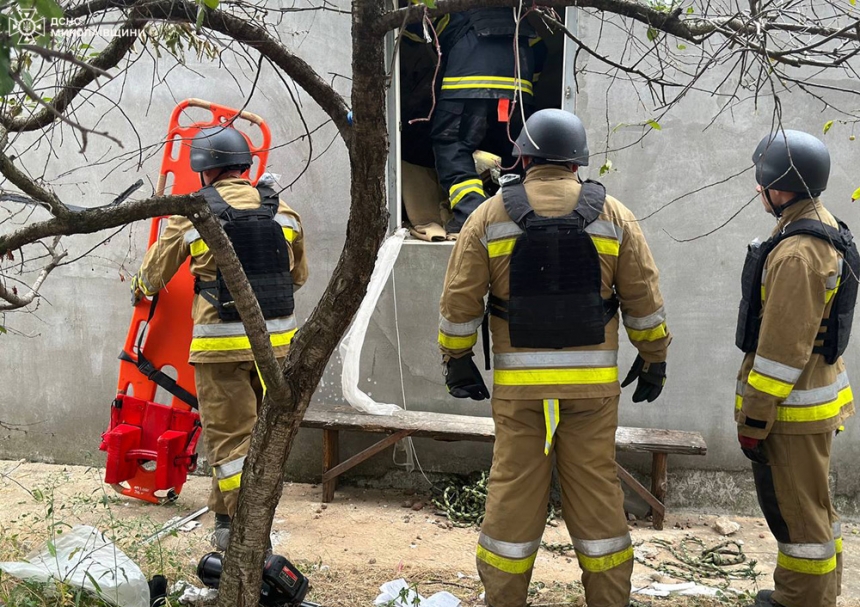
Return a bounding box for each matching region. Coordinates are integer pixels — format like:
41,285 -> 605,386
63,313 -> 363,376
736,217 -> 860,364
488,178 -> 619,350
195,184 -> 294,322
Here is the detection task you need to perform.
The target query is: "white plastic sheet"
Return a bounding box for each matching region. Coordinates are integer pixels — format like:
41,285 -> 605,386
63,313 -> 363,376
0,525 -> 149,607
374,578 -> 461,607
339,228 -> 409,416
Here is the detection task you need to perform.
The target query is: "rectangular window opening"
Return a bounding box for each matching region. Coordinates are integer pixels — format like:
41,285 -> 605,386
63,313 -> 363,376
387,7 -> 575,245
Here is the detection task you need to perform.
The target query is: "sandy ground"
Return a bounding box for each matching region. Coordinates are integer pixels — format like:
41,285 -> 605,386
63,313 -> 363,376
1,460 -> 859,606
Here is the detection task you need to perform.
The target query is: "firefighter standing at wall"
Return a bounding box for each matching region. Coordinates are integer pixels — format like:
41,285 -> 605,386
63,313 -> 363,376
735,130 -> 857,607
429,7 -> 537,236
438,109 -> 671,607
131,127 -> 308,550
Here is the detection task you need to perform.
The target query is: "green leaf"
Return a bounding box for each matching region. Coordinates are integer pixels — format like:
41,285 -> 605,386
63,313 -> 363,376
421,0 -> 437,7
21,70 -> 33,90
851,0 -> 856,6
202,0 -> 219,9
677,44 -> 687,50
646,119 -> 662,131
647,27 -> 659,42
33,0 -> 63,21
852,186 -> 860,201
195,5 -> 205,30
47,541 -> 57,558
686,5 -> 694,12
85,571 -> 103,594
599,159 -> 613,176
0,49 -> 14,97
823,120 -> 834,134
0,326 -> 6,335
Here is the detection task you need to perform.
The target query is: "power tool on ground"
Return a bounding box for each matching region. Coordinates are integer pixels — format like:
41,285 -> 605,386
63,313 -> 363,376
197,552 -> 318,607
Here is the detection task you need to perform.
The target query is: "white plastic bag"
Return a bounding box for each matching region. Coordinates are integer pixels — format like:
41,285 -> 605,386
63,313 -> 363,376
0,525 -> 149,607
339,228 -> 409,416
374,578 -> 461,607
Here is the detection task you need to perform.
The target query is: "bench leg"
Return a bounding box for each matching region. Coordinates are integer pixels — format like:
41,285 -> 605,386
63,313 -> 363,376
650,453 -> 668,530
615,463 -> 666,530
322,429 -> 339,503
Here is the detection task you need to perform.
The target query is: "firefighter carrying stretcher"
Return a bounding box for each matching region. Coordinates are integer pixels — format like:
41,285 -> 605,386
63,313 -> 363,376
438,108 -> 671,607
131,126 -> 308,551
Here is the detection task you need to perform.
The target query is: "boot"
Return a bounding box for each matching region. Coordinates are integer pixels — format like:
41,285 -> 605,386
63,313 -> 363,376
747,590 -> 785,607
211,513 -> 231,551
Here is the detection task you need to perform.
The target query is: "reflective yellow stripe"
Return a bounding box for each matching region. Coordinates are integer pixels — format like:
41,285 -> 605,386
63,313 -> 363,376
836,537 -> 843,554
777,551 -> 837,575
442,83 -> 534,93
590,236 -> 620,256
776,386 -> 853,423
626,322 -> 668,342
438,331 -> 477,350
761,286 -> 766,301
495,367 -> 618,386
451,187 -> 485,207
449,179 -> 483,196
190,239 -> 209,257
283,227 -> 297,243
218,473 -> 242,492
441,77 -> 534,94
488,238 -> 517,258
190,329 -> 296,352
735,393 -> 743,410
476,544 -> 537,574
576,546 -> 634,573
748,370 -> 794,399
543,398 -> 560,456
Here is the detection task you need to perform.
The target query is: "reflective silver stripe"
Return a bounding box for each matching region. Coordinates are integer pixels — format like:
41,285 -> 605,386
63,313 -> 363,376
833,521 -> 842,539
572,534 -> 632,557
736,381 -> 745,397
622,306 -> 666,330
439,315 -> 483,336
494,350 -> 618,369
193,316 -> 297,338
184,229 -> 201,244
778,540 -> 836,560
761,267 -> 768,286
140,274 -> 157,294
215,456 -> 246,479
478,533 -> 541,558
784,372 -> 849,405
753,355 -> 802,384
275,215 -> 301,232
826,259 -> 843,290
584,220 -> 623,244
486,222 -> 523,242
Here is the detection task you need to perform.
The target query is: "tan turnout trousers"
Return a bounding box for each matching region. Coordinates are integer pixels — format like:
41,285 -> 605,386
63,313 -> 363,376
478,396 -> 632,607
753,432 -> 842,607
195,360 -> 266,516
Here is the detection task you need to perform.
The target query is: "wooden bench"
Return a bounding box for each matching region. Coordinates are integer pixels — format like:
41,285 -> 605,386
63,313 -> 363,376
301,403 -> 707,530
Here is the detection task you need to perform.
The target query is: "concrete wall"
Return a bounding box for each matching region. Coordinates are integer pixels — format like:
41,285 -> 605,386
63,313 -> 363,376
2,6 -> 860,509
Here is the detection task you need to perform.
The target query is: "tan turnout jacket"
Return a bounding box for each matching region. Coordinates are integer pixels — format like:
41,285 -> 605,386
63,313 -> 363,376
736,198 -> 855,438
439,164 -> 671,400
136,178 -> 308,364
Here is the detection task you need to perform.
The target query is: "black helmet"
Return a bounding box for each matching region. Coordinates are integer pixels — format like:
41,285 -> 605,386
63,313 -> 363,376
189,126 -> 253,173
752,129 -> 830,195
512,109 -> 589,166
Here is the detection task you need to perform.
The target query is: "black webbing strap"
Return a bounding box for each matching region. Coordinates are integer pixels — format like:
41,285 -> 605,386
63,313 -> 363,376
119,294 -> 199,409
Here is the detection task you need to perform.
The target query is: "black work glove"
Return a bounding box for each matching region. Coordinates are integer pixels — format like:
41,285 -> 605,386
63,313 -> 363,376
444,356 -> 490,400
739,435 -> 768,465
148,575 -> 168,606
621,355 -> 666,403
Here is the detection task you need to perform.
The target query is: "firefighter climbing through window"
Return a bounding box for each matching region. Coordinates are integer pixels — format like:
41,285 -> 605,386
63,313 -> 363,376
735,129 -> 857,607
438,108 -> 671,607
131,126 -> 308,551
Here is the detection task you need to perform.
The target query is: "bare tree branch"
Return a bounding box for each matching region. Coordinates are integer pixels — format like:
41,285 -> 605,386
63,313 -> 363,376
0,236 -> 67,310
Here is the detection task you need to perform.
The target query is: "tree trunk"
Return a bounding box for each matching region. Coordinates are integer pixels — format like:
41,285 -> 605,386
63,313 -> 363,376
214,0 -> 390,602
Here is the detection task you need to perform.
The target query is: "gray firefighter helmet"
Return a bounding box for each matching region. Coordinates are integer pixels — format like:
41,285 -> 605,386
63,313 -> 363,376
752,129 -> 830,195
512,109 -> 589,166
189,126 -> 253,173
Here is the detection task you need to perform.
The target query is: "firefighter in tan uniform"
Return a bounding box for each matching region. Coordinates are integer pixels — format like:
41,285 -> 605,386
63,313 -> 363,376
735,130 -> 857,607
131,126 -> 308,550
438,109 -> 671,607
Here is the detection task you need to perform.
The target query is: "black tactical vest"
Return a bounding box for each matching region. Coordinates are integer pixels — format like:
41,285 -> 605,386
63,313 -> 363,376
736,217 -> 859,364
195,184 -> 294,322
487,178 -> 619,349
